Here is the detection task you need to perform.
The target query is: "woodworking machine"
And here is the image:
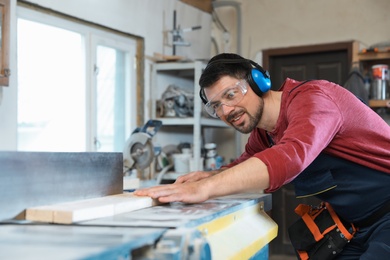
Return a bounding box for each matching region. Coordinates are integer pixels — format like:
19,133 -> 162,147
123,119 -> 162,172
0,151 -> 277,259
123,119 -> 172,188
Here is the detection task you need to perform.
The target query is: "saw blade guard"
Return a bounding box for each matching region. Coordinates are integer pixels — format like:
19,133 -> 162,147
123,120 -> 162,173
123,132 -> 154,171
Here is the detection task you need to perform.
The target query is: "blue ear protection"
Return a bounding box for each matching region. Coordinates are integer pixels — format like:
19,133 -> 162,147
202,58 -> 271,100
250,64 -> 271,95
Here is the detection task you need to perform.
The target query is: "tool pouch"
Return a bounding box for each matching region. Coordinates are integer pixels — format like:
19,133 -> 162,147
288,202 -> 356,260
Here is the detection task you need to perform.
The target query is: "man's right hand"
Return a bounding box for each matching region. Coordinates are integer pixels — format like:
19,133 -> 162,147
175,170 -> 221,184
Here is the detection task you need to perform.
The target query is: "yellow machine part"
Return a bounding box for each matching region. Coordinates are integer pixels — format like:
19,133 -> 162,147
196,201 -> 278,260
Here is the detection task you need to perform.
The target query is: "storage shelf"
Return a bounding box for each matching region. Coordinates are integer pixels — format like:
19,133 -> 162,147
200,118 -> 228,127
154,60 -> 207,71
156,117 -> 228,127
369,99 -> 390,108
156,117 -> 195,126
356,44 -> 390,109
358,52 -> 390,61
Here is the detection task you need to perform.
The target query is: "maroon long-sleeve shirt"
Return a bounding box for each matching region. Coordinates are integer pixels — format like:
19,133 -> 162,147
226,78 -> 390,192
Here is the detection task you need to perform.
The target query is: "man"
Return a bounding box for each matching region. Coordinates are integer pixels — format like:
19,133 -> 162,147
135,53 -> 390,258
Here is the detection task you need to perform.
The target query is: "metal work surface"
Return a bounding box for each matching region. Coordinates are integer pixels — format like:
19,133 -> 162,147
84,193 -> 272,228
0,193 -> 276,260
82,193 -> 276,260
0,223 -> 166,260
0,151 -> 123,220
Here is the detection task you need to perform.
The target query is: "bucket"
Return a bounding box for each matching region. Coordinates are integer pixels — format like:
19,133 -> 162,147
172,153 -> 191,173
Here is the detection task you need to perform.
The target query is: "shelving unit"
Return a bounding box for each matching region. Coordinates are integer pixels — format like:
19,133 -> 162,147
150,61 -> 238,174
357,51 -> 390,108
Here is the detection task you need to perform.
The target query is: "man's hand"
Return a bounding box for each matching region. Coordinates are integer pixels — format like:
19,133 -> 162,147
133,180 -> 210,204
175,170 -> 221,184
134,157 -> 269,204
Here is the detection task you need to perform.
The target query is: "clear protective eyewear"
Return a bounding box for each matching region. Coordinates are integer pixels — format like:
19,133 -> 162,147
204,80 -> 248,118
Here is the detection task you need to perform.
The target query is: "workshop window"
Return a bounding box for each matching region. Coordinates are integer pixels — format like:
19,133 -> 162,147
16,7 -> 137,152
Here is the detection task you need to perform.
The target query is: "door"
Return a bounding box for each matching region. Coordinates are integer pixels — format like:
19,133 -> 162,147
263,41 -> 354,255
269,50 -> 348,89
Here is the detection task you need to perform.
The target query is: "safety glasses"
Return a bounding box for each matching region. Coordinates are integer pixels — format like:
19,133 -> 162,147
204,80 -> 248,118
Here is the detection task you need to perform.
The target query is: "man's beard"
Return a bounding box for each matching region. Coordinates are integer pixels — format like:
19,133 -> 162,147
229,99 -> 264,134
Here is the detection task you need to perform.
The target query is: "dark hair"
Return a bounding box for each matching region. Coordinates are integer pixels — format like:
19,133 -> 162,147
199,53 -> 253,89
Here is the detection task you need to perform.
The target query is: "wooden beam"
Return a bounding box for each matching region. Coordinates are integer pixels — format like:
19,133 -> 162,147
26,193 -> 160,224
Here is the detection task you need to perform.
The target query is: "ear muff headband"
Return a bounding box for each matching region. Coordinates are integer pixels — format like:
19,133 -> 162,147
201,58 -> 271,103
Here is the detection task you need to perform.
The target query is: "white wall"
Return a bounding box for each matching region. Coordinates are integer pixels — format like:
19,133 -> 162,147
241,0 -> 390,60
0,0 -> 212,150
20,0 -> 212,59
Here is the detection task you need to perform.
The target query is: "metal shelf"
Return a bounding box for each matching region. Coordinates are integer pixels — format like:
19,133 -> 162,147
357,47 -> 390,108
155,117 -> 228,127
154,61 -> 206,71
150,61 -> 239,173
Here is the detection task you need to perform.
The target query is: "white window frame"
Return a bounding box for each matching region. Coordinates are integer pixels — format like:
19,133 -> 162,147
16,6 -> 137,152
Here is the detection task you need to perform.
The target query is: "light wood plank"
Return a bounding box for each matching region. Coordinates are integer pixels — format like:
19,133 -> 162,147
26,193 -> 159,224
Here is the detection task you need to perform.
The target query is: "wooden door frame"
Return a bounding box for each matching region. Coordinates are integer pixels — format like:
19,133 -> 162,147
262,41 -> 358,71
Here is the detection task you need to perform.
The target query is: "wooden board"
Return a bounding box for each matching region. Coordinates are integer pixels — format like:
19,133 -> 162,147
25,193 -> 159,224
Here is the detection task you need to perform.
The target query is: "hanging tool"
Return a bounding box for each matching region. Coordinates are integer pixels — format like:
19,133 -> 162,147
170,10 -> 201,55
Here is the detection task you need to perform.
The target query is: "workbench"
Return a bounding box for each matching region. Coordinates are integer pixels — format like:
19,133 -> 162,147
0,151 -> 277,260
